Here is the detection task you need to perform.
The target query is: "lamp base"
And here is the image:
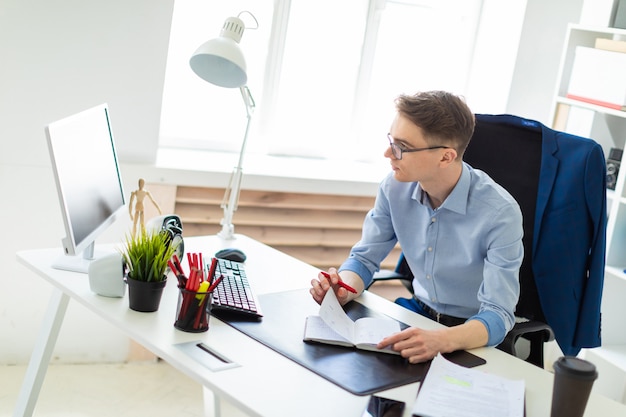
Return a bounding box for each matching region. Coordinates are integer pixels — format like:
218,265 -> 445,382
218,223 -> 236,240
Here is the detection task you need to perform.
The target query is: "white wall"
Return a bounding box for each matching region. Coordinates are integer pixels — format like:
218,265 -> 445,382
0,0 -> 174,364
0,0 -> 593,365
506,0 -> 584,123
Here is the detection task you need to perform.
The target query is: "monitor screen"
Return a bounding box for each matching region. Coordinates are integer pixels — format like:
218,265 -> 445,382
46,103 -> 126,273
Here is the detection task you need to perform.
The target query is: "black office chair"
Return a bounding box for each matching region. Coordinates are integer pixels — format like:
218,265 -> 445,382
371,114 -> 556,368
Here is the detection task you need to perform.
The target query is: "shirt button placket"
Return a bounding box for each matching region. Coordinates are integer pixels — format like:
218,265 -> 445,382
424,215 -> 438,296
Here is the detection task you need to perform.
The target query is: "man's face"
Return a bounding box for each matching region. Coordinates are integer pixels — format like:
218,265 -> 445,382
385,114 -> 444,183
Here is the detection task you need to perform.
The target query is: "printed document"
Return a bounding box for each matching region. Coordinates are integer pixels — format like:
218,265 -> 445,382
412,354 -> 524,417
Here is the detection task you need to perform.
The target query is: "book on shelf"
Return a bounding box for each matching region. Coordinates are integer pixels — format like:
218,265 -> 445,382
595,37 -> 626,54
567,46 -> 626,110
565,93 -> 626,111
564,106 -> 596,139
303,290 -> 401,355
552,102 -> 570,131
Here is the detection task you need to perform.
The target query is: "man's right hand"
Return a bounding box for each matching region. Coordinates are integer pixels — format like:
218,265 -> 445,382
309,268 -> 363,305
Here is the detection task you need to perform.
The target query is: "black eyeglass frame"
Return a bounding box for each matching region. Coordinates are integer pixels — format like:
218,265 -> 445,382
387,134 -> 449,160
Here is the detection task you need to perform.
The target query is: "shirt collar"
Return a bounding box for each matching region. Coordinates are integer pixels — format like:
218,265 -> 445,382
413,163 -> 470,214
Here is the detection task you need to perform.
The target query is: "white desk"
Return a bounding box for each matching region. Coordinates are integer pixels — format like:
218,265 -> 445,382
14,234 -> 626,417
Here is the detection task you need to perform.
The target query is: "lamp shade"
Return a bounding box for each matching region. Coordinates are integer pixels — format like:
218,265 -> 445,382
190,16 -> 248,88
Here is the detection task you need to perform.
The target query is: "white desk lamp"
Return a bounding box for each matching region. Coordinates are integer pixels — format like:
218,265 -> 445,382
189,12 -> 256,240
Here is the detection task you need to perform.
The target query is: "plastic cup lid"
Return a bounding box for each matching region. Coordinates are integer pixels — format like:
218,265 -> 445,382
553,356 -> 598,380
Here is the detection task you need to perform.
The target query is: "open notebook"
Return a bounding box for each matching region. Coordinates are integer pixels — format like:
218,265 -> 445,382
304,290 -> 400,354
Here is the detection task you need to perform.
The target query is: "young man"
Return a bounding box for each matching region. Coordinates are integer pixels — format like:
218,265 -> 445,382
310,91 -> 523,363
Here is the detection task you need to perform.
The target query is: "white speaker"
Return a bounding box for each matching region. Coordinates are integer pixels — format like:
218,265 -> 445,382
88,253 -> 126,298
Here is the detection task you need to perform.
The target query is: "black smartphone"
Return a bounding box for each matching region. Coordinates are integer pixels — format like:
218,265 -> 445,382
442,349 -> 487,368
361,395 -> 406,417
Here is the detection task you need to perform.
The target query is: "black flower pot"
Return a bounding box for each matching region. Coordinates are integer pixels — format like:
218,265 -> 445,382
126,278 -> 167,312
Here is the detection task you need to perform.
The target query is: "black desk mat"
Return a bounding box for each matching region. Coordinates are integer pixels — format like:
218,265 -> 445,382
217,288 -> 485,396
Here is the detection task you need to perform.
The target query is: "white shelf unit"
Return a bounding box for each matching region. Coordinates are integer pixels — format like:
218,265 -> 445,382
550,23 -> 626,404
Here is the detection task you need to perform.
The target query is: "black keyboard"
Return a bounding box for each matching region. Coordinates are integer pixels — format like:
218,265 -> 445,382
211,258 -> 263,319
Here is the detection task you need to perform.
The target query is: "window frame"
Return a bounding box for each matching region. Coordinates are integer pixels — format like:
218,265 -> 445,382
159,0 -> 525,169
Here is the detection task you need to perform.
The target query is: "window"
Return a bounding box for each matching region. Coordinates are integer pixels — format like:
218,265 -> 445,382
160,0 -> 523,168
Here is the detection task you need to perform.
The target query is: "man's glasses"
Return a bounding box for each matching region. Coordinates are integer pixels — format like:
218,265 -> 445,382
387,134 -> 449,160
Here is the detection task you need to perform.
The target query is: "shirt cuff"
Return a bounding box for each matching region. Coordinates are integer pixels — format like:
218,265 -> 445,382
338,258 -> 374,288
468,310 -> 507,346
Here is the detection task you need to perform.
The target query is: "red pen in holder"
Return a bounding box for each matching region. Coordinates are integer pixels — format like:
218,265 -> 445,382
174,287 -> 213,333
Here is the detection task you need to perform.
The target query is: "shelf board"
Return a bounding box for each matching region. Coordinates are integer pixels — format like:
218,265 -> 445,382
555,96 -> 626,119
568,23 -> 626,37
608,189 -> 617,201
606,266 -> 626,280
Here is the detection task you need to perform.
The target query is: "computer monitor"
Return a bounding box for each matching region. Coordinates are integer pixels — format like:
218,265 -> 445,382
46,103 -> 126,273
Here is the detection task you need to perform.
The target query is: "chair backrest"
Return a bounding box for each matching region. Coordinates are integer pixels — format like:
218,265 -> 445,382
463,114 -> 544,322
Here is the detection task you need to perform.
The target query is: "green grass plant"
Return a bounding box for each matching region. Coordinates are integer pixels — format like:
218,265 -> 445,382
122,229 -> 177,282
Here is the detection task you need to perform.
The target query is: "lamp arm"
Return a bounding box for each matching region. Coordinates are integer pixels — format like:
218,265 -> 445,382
218,85 -> 256,240
235,85 -> 255,168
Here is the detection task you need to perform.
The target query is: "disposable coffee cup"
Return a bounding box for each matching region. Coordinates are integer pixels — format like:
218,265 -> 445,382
550,356 -> 598,417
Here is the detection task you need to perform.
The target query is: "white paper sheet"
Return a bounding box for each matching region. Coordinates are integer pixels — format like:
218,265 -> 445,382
412,354 -> 524,417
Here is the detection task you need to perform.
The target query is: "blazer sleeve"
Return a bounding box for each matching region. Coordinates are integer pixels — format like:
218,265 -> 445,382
573,140 -> 607,349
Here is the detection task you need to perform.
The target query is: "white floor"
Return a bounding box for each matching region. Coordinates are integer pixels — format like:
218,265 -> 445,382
0,360 -> 250,417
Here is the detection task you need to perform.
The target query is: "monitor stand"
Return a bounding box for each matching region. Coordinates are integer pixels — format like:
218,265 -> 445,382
52,244 -> 118,274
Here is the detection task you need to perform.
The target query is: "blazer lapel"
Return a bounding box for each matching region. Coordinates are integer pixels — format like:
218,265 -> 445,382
533,125 -> 559,258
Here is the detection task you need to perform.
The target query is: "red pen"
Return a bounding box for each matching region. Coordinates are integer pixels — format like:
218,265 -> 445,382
185,267 -> 196,291
172,254 -> 184,276
208,274 -> 224,292
208,257 -> 218,283
169,259 -> 186,287
168,259 -> 178,275
320,271 -> 357,294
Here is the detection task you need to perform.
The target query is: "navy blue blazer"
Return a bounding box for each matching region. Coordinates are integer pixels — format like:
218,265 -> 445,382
476,114 -> 607,356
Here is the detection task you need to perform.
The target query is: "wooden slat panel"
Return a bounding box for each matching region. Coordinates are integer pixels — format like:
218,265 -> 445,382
177,204 -> 366,229
175,186 -> 224,203
183,224 -> 363,247
172,185 -> 401,275
174,204 -> 225,224
176,187 -> 375,211
145,183 -> 178,215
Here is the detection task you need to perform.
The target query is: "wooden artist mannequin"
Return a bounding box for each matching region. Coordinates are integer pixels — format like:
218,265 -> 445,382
129,178 -> 162,235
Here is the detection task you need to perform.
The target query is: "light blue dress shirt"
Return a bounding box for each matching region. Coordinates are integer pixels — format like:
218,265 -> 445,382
339,163 -> 523,346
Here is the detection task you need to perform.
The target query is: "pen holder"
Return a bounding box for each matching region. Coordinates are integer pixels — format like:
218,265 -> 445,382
174,287 -> 213,333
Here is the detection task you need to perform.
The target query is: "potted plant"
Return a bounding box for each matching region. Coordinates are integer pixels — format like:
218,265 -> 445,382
121,229 -> 178,312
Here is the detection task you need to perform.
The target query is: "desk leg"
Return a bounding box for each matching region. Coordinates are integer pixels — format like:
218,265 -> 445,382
202,386 -> 221,417
13,288 -> 69,417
